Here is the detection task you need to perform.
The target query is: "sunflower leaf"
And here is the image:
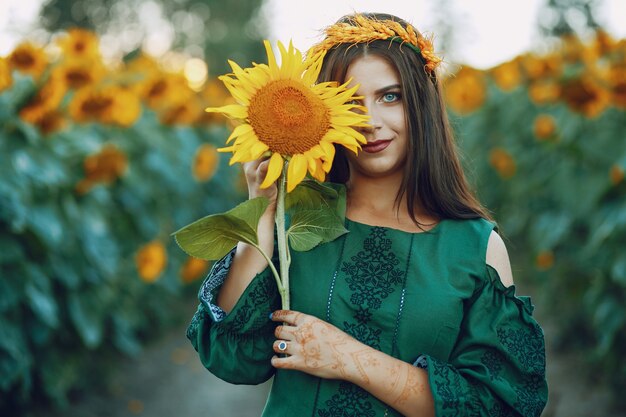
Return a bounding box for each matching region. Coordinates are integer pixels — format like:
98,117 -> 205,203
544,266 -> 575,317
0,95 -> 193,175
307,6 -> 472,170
286,180 -> 346,221
173,197 -> 269,260
287,208 -> 348,252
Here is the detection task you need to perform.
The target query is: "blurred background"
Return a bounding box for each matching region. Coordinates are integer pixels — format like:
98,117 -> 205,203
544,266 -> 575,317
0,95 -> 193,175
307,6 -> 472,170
1,0 -> 625,416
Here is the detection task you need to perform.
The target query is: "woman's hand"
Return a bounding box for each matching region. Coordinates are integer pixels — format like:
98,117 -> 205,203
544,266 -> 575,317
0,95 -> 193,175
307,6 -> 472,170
269,310 -> 435,417
243,158 -> 277,205
270,310 -> 372,381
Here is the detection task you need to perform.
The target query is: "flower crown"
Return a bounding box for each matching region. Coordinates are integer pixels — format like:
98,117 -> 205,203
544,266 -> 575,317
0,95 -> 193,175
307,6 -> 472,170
308,14 -> 442,74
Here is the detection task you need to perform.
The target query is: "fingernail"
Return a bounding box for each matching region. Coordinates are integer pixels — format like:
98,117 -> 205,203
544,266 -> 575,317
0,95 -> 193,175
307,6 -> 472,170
269,312 -> 273,320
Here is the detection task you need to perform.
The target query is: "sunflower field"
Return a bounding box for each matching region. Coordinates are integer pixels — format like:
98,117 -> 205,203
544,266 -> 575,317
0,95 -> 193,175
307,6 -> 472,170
0,29 -> 246,412
444,30 -> 626,400
2,22 -> 626,413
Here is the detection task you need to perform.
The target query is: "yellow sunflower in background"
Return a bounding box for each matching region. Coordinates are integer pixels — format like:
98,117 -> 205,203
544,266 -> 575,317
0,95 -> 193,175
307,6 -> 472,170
8,42 -> 49,79
56,28 -> 101,62
206,40 -> 369,192
0,58 -> 12,92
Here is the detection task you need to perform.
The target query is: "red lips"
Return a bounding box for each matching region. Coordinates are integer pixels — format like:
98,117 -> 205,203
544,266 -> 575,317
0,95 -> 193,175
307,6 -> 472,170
361,140 -> 392,153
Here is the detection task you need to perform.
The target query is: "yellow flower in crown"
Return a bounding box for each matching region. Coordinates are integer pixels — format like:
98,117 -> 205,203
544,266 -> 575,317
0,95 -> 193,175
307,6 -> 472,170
206,40 -> 369,192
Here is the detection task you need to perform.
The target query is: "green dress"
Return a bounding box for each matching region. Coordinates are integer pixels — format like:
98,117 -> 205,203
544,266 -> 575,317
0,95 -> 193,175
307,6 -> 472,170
187,216 -> 548,417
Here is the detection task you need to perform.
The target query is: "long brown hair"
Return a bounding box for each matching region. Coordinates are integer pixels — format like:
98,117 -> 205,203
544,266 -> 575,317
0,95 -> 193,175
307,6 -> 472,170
318,13 -> 493,225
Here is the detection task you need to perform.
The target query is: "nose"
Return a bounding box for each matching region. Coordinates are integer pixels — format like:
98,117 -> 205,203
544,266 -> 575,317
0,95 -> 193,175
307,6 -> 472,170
359,106 -> 382,134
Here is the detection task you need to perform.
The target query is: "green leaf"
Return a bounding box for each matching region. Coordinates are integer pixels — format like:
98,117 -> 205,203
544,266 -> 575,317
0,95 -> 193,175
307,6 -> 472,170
0,320 -> 32,390
287,208 -> 348,252
173,197 -> 269,260
286,180 -> 347,221
24,264 -> 58,329
611,254 -> 626,286
68,292 -> 103,348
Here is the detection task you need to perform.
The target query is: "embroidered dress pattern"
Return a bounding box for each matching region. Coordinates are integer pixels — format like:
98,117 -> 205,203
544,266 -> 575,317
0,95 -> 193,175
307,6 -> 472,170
480,350 -> 505,381
341,227 -> 405,348
318,226 -> 406,417
513,375 -> 546,417
497,326 -> 546,374
317,383 -> 376,417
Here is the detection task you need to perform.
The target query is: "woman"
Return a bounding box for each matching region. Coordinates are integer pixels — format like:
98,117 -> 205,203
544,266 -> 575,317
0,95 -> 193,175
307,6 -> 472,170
187,13 -> 548,417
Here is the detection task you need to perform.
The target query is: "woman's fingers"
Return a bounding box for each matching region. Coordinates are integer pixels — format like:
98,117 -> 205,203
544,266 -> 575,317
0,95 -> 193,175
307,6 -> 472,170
272,339 -> 291,354
270,310 -> 304,325
271,355 -> 296,369
274,324 -> 297,339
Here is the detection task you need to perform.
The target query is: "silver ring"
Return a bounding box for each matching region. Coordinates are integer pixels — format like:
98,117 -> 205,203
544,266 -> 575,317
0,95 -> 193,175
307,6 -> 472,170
277,340 -> 288,352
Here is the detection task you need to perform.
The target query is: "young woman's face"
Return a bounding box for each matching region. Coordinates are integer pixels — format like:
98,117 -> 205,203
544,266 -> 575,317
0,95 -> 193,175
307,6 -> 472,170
344,54 -> 408,180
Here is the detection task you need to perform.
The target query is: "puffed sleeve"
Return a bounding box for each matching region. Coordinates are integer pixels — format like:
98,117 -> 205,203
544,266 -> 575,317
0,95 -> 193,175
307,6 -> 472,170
420,265 -> 548,417
186,248 -> 280,385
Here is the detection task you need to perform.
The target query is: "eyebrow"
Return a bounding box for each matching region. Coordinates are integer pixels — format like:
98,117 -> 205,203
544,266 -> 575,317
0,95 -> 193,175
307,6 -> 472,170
374,84 -> 402,94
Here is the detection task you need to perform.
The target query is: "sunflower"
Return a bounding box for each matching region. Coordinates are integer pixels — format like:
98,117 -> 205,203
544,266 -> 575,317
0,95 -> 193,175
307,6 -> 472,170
444,66 -> 487,115
36,110 -> 67,135
57,28 -> 101,61
19,75 -> 67,124
533,114 -> 557,141
160,98 -> 203,126
69,86 -> 141,126
489,148 -> 516,179
528,80 -> 560,105
139,73 -> 192,110
180,257 -> 209,284
192,144 -> 219,181
52,60 -> 106,90
75,144 -> 128,194
521,53 -> 562,81
610,164 -> 624,185
535,251 -> 555,270
490,59 -> 522,91
608,63 -> 626,108
135,241 -> 167,283
560,73 -> 610,118
8,42 -> 49,79
0,58 -> 12,93
206,40 -> 369,192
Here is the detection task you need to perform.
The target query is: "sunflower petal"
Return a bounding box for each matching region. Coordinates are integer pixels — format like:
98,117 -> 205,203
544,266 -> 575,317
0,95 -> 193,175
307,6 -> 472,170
206,104 -> 248,120
226,123 -> 254,143
310,158 -> 326,182
249,141 -> 270,160
264,40 -> 280,77
260,152 -> 284,189
287,154 -> 307,192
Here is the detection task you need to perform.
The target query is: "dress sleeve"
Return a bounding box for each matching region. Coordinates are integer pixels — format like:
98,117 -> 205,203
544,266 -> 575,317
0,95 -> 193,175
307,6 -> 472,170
420,265 -> 548,417
186,247 -> 280,385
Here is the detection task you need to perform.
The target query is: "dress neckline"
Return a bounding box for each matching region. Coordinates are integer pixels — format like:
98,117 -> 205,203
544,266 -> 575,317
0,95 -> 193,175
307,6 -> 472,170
344,216 -> 445,235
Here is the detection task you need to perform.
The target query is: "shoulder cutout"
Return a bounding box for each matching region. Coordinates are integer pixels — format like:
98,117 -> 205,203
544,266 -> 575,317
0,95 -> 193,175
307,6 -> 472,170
486,230 -> 514,287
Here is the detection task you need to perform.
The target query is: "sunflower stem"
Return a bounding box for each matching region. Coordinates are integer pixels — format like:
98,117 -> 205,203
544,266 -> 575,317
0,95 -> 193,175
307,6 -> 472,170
276,161 -> 290,310
250,243 -> 282,299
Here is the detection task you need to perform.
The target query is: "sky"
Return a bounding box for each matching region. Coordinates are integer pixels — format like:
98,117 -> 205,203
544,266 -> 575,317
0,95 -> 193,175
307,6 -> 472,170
1,0 -> 626,69
262,0 -> 626,68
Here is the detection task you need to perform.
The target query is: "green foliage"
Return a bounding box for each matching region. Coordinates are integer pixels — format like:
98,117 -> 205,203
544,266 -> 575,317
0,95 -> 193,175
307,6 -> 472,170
0,74 -> 244,414
285,181 -> 348,252
455,77 -> 626,403
40,0 -> 268,74
173,197 -> 269,260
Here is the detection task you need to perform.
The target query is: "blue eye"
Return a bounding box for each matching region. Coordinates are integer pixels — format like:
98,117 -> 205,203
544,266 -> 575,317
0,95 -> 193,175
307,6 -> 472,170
382,92 -> 400,103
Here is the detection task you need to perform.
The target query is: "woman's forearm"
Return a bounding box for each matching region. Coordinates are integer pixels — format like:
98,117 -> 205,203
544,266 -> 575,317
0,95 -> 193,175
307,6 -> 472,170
216,203 -> 276,313
341,341 -> 435,417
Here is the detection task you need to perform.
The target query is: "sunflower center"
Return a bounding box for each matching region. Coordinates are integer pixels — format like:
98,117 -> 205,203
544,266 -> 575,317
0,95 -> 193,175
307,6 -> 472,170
66,70 -> 91,88
12,51 -> 35,68
82,96 -> 113,115
248,79 -> 330,155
